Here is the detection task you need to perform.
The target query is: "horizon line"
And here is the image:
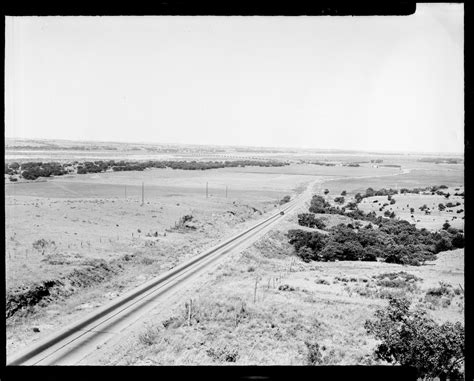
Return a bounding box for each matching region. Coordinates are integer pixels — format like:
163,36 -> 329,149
4,136 -> 464,157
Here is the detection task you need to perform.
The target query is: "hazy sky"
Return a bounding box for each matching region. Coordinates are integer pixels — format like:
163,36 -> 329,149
5,4 -> 464,153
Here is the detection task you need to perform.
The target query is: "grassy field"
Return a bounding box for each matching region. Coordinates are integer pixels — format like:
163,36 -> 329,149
357,187 -> 464,231
102,218 -> 463,365
321,167 -> 463,196
6,166 -> 325,291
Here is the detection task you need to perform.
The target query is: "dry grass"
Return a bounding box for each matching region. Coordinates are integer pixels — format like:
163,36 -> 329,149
113,218 -> 463,365
357,187 -> 464,231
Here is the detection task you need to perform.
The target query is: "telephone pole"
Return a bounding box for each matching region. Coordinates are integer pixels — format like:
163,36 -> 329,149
141,182 -> 144,205
125,185 -> 127,199
206,182 -> 208,198
226,185 -> 228,198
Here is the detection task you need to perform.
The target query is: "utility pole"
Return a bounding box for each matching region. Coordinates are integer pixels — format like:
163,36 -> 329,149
141,182 -> 144,205
125,185 -> 127,199
206,182 -> 208,198
226,185 -> 228,198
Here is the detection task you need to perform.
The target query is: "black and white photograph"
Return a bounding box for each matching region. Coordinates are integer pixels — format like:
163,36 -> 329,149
4,4 -> 465,378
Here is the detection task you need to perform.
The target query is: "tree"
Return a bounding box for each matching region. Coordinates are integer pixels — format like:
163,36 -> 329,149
438,203 -> 446,211
324,189 -> 329,195
341,190 -> 347,196
334,196 -> 345,205
297,213 -> 326,229
365,187 -> 375,197
451,233 -> 464,249
297,246 -> 315,263
365,297 -> 464,380
410,208 -> 415,213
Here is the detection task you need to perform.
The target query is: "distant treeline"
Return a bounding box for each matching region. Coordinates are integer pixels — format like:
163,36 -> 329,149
6,145 -> 226,153
5,159 -> 289,180
418,157 -> 462,164
307,161 -> 336,167
6,145 -> 119,151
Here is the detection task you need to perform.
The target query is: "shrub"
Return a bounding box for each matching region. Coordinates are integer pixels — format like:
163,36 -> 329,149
206,346 -> 239,363
334,196 -> 345,204
287,229 -> 328,254
365,297 -> 464,380
297,213 -> 326,229
451,233 -> 464,248
280,195 -> 291,205
426,282 -> 453,298
138,326 -> 160,346
315,278 -> 330,285
278,284 -> 295,291
297,246 -> 316,263
341,190 -> 347,196
309,195 -> 340,214
305,341 -> 323,365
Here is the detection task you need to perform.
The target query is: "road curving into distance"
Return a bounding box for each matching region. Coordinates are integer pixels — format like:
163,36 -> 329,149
7,180 -> 316,366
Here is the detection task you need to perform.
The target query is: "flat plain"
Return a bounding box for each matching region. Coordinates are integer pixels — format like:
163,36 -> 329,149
4,141 -> 464,365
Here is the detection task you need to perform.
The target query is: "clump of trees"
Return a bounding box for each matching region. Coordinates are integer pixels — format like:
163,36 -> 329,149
308,195 -> 341,214
20,162 -> 68,180
279,195 -> 291,205
287,190 -> 464,265
297,213 -> 326,229
365,297 -> 464,380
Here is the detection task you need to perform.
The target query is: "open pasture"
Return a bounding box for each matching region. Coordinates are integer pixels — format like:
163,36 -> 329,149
320,167 -> 463,196
5,165 -> 326,293
357,188 -> 464,231
107,221 -> 463,366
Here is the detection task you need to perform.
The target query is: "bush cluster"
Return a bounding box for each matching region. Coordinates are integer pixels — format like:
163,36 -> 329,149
288,203 -> 464,265
365,297 -> 464,380
308,195 -> 342,214
21,162 -> 68,180
297,213 -> 326,229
